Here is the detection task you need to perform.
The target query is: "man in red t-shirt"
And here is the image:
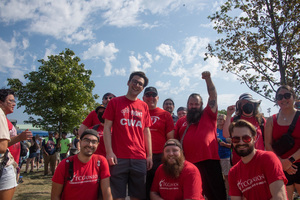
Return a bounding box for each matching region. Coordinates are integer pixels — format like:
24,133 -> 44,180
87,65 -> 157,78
228,119 -> 287,199
174,71 -> 226,200
143,86 -> 174,200
51,129 -> 112,200
103,71 -> 152,200
151,139 -> 204,200
78,92 -> 116,135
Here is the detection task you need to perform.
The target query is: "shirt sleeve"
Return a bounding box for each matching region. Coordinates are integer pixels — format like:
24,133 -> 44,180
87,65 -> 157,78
165,112 -> 175,134
99,156 -> 110,180
82,110 -> 96,127
263,152 -> 288,185
52,160 -> 66,184
182,165 -> 202,199
0,110 -> 10,140
151,165 -> 162,193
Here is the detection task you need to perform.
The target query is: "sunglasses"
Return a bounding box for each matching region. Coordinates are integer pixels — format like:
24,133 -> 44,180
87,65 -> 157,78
104,96 -> 113,100
276,93 -> 291,101
231,135 -> 252,144
145,93 -> 157,98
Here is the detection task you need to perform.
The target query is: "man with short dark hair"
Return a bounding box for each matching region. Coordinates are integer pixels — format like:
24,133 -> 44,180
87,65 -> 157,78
51,129 -> 112,200
42,132 -> 56,175
150,139 -> 204,200
174,71 -> 226,199
177,106 -> 187,119
143,86 -> 174,200
103,71 -> 152,200
228,119 -> 287,199
78,92 -> 116,135
163,98 -> 178,124
59,132 -> 70,160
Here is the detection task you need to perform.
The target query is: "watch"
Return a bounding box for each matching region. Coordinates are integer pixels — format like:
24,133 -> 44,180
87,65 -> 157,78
288,156 -> 296,163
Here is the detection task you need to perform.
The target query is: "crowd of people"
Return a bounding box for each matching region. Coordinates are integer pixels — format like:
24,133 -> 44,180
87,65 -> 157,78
0,71 -> 300,200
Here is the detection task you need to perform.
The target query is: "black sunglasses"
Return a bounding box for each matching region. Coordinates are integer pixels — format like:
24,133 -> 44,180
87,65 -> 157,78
104,96 -> 113,100
145,93 -> 157,98
276,93 -> 292,101
231,135 -> 252,144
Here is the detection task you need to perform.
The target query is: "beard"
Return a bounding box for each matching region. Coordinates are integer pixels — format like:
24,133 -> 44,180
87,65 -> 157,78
233,143 -> 254,157
97,111 -> 105,123
162,154 -> 185,179
186,107 -> 203,124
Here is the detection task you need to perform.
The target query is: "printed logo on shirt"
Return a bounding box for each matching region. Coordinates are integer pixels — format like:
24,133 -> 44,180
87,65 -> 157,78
151,116 -> 160,125
237,174 -> 266,193
70,174 -> 99,184
120,119 -> 142,128
182,121 -> 187,127
121,107 -> 130,117
121,107 -> 143,118
159,179 -> 179,190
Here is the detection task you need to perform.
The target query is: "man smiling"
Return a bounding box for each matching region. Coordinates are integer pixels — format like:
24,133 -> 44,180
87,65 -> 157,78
228,120 -> 287,200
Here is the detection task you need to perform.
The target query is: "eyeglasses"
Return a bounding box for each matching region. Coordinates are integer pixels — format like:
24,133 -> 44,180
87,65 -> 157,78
231,135 -> 252,144
82,138 -> 99,145
104,96 -> 113,100
7,99 -> 16,104
131,79 -> 144,87
145,93 -> 157,98
277,93 -> 292,101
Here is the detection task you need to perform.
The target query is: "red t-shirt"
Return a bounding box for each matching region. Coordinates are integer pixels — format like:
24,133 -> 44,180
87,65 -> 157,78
229,150 -> 287,199
151,160 -> 204,200
149,108 -> 174,154
231,116 -> 266,165
89,124 -> 106,157
82,110 -> 100,127
7,119 -> 20,164
102,96 -> 152,159
174,105 -> 219,163
272,114 -> 300,160
52,154 -> 110,200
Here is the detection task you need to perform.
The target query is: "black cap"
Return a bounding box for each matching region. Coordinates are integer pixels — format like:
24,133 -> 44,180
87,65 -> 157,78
144,87 -> 158,96
102,92 -> 116,99
80,129 -> 100,141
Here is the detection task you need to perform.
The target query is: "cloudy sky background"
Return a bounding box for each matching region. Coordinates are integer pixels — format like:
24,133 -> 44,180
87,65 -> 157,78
0,0 -> 279,124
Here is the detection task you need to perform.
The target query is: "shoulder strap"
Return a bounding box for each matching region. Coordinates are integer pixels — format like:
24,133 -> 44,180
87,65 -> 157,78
92,124 -> 100,131
64,156 -> 74,185
287,111 -> 300,135
180,124 -> 191,144
233,115 -> 240,122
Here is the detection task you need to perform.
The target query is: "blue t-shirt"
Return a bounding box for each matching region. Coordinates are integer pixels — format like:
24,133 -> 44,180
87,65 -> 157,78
216,128 -> 231,159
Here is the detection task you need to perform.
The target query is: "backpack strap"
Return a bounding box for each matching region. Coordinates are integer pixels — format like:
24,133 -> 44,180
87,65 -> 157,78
64,156 -> 74,185
92,124 -> 100,131
287,111 -> 300,136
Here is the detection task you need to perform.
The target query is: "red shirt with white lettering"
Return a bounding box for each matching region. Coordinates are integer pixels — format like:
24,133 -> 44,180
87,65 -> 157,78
174,105 -> 219,163
102,96 -> 152,159
149,107 -> 174,154
151,160 -> 204,200
52,154 -> 110,200
82,110 -> 100,127
228,150 -> 287,199
90,124 -> 106,157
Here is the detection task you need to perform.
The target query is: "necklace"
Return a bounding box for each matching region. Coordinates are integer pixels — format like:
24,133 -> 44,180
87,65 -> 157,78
280,112 -> 287,121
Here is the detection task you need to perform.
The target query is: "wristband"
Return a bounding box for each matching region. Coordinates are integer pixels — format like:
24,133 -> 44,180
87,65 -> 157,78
288,156 -> 296,163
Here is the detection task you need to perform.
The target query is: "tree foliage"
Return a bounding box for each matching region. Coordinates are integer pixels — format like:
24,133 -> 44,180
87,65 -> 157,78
206,0 -> 300,101
7,48 -> 98,133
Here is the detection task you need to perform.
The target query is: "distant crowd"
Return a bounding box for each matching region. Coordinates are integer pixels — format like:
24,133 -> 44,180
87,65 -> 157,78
1,71 -> 300,200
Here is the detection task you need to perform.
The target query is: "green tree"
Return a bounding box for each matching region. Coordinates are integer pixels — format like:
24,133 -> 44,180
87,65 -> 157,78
206,0 -> 300,101
218,109 -> 227,116
8,48 -> 98,133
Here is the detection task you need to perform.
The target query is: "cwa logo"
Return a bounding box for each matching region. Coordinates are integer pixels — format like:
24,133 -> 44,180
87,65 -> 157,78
151,116 -> 160,125
121,107 -> 130,117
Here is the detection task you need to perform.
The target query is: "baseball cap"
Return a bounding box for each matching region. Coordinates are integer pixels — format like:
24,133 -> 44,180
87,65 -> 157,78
144,87 -> 158,96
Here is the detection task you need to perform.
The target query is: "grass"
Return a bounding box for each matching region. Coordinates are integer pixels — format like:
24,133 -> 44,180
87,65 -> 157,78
13,170 -> 52,200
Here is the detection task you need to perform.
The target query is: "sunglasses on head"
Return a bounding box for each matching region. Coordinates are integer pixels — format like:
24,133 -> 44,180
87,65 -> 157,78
231,135 -> 252,144
104,96 -> 113,100
145,93 -> 157,98
276,93 -> 291,101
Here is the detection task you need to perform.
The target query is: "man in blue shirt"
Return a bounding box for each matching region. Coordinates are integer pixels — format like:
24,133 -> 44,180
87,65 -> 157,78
42,131 -> 56,175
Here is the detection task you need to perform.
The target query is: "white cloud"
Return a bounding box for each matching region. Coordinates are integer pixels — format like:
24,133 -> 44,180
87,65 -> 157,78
82,41 -> 119,76
183,36 -> 209,64
155,80 -> 171,92
0,37 -> 17,72
43,44 -> 57,61
129,52 -> 153,72
22,38 -> 29,49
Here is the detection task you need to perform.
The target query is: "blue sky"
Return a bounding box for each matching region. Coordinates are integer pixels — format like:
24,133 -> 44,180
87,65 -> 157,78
0,0 -> 279,124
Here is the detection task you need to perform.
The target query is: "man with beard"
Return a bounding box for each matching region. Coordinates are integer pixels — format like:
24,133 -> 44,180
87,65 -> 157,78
51,129 -> 112,200
228,119 -> 287,200
174,71 -> 226,199
150,139 -> 204,200
222,93 -> 265,165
